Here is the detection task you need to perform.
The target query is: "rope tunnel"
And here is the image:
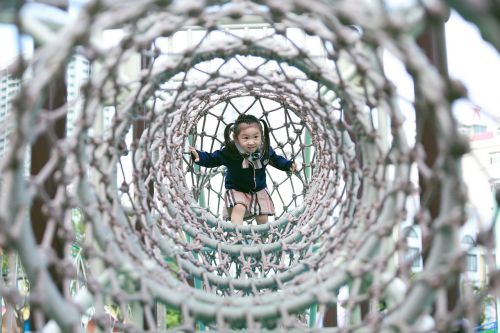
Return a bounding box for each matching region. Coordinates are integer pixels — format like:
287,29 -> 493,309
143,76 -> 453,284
0,0 -> 497,332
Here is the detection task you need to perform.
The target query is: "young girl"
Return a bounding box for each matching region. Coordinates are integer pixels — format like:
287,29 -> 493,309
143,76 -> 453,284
190,114 -> 296,225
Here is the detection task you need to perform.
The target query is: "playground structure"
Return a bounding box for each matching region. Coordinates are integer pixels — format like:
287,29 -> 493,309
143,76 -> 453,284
0,0 -> 499,332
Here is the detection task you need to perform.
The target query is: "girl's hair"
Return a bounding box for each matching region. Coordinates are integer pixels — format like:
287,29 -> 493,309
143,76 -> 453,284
224,114 -> 270,159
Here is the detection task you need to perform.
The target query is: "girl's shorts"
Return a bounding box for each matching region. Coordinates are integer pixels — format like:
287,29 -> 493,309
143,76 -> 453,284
223,188 -> 275,220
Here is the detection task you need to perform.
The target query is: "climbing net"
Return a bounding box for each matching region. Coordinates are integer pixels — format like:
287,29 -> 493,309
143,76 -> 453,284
186,95 -> 311,222
0,0 -> 499,332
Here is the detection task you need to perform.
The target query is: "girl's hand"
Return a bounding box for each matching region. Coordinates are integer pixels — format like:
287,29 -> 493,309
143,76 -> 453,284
189,147 -> 200,162
290,163 -> 297,173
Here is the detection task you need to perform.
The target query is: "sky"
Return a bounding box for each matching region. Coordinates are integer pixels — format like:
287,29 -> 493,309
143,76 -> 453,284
445,13 -> 500,126
0,24 -> 33,69
0,5 -> 498,126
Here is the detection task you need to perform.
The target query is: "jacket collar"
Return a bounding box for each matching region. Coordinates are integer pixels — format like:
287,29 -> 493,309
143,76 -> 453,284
235,142 -> 263,169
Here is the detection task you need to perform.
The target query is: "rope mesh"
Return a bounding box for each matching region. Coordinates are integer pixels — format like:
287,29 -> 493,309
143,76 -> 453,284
0,0 -> 498,332
186,95 -> 311,222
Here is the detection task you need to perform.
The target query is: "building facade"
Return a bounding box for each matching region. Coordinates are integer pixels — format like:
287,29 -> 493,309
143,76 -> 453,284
0,71 -> 20,161
460,118 -> 500,327
66,54 -> 91,136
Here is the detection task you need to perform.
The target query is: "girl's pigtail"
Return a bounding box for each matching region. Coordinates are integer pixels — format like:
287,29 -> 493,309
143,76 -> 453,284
224,123 -> 238,157
260,119 -> 270,159
224,123 -> 233,147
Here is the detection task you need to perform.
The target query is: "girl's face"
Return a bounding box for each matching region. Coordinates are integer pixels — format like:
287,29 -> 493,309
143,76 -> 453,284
234,123 -> 262,154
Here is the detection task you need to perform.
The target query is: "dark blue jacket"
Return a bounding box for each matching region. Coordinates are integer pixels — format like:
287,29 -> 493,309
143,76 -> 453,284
194,146 -> 293,193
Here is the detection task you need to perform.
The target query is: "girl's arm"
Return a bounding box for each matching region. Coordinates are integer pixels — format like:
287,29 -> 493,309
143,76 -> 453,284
189,147 -> 226,168
268,147 -> 296,172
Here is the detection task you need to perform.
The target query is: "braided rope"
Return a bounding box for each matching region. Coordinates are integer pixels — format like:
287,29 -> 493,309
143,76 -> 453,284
0,0 -> 498,332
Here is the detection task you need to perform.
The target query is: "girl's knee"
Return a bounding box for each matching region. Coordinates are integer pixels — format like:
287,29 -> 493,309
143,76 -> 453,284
232,204 -> 246,214
256,215 -> 268,225
230,204 -> 246,225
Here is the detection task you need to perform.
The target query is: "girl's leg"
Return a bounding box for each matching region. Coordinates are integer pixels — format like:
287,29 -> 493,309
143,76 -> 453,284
231,204 -> 246,225
255,215 -> 268,225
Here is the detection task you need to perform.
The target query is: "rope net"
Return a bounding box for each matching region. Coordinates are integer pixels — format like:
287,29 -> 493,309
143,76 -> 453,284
0,0 -> 498,332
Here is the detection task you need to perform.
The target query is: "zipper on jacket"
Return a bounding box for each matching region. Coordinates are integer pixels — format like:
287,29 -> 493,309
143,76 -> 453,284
253,165 -> 256,190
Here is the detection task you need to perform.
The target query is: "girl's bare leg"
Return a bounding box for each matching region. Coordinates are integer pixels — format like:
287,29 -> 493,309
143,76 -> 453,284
255,214 -> 268,225
231,204 -> 246,225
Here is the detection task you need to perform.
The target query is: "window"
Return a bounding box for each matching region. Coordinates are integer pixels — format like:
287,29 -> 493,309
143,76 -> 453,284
489,152 -> 500,165
461,235 -> 475,246
465,254 -> 477,272
403,226 -> 418,239
472,125 -> 486,134
405,247 -> 421,268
